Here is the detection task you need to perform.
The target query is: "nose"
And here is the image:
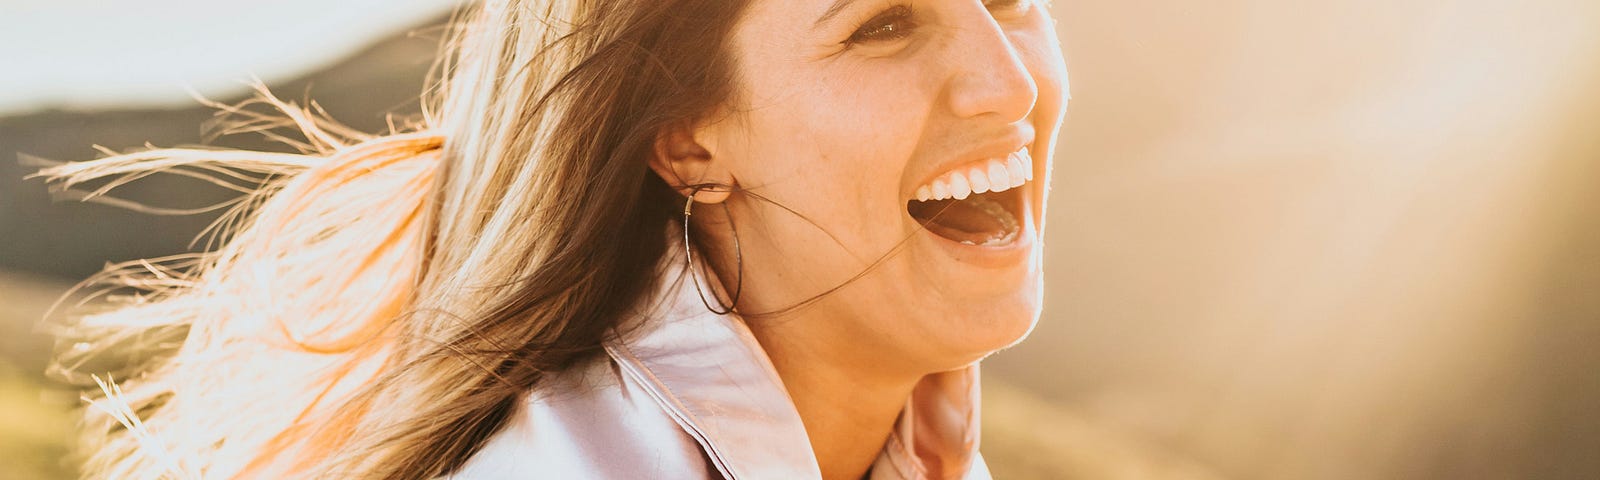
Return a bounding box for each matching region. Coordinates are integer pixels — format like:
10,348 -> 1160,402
943,13 -> 1039,122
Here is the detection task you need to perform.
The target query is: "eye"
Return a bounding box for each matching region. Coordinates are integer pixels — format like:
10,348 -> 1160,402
845,5 -> 916,45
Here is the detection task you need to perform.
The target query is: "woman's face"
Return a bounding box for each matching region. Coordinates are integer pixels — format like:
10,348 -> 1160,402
686,0 -> 1068,372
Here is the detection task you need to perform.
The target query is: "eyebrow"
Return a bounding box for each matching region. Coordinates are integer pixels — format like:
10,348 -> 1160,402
813,0 -> 855,28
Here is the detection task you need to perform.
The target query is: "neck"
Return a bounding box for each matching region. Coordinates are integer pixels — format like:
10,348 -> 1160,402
749,320 -> 923,480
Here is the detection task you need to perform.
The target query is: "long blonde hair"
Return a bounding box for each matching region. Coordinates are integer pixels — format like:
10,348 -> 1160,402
33,1 -> 749,478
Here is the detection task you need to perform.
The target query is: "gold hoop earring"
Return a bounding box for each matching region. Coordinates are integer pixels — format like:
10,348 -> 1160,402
683,188 -> 743,315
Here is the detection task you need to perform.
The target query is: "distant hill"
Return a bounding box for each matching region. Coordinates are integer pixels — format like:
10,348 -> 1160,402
0,17 -> 448,280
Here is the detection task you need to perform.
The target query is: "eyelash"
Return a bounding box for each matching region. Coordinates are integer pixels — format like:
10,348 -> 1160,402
844,0 -> 1031,46
846,5 -> 916,45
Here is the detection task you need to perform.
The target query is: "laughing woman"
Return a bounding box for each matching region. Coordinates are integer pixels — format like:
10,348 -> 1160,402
36,0 -> 1068,478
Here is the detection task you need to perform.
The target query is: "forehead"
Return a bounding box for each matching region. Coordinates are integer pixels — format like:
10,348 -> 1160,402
722,0 -> 837,66
737,0 -> 857,34
746,0 -> 838,17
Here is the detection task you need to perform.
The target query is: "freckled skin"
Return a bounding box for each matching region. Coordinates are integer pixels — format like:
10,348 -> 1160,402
686,0 -> 1069,374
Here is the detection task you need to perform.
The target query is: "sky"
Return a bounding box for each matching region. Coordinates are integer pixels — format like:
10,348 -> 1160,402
0,0 -> 460,115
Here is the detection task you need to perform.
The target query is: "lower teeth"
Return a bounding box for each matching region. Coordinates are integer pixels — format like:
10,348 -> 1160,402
908,190 -> 1023,246
959,198 -> 1019,246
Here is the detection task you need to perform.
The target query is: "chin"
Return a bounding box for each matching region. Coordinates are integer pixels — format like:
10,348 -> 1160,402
930,270 -> 1044,371
895,159 -> 1049,369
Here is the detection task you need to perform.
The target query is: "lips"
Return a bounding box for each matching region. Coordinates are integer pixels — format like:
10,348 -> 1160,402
907,148 -> 1033,246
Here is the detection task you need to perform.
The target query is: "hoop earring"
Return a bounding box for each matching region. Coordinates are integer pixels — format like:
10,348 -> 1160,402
683,189 -> 743,315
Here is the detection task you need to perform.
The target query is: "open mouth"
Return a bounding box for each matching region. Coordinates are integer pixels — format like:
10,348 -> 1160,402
907,148 -> 1032,247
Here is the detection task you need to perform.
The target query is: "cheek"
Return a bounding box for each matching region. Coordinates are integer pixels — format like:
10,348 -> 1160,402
816,60 -> 945,206
739,64 -> 933,227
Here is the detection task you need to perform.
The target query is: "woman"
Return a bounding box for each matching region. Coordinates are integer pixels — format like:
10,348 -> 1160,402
37,0 -> 1068,478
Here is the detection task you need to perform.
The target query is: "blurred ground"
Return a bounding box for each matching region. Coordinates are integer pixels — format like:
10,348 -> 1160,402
0,273 -> 76,480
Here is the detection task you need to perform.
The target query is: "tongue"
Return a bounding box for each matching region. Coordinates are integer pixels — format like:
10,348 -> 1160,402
907,192 -> 1019,246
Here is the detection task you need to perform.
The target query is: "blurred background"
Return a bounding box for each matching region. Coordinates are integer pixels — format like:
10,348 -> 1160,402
3,0 -> 1597,479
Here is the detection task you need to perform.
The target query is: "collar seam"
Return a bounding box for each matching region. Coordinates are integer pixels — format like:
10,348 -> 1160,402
883,431 -> 928,479
603,339 -> 741,479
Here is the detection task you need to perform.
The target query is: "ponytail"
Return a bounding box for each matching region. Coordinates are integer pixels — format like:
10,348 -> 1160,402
33,85 -> 443,479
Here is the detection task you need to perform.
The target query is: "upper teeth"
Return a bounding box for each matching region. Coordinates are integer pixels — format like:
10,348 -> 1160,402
914,147 -> 1033,202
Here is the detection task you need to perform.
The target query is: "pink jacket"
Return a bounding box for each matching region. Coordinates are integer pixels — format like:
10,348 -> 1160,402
449,266 -> 990,479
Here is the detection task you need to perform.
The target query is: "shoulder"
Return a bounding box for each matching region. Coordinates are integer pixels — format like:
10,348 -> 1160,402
447,353 -> 715,479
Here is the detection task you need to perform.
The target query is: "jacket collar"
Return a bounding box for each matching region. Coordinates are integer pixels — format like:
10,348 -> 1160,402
601,247 -> 983,479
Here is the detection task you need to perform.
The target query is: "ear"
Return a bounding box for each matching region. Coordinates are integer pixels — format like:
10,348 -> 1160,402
648,120 -> 734,204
